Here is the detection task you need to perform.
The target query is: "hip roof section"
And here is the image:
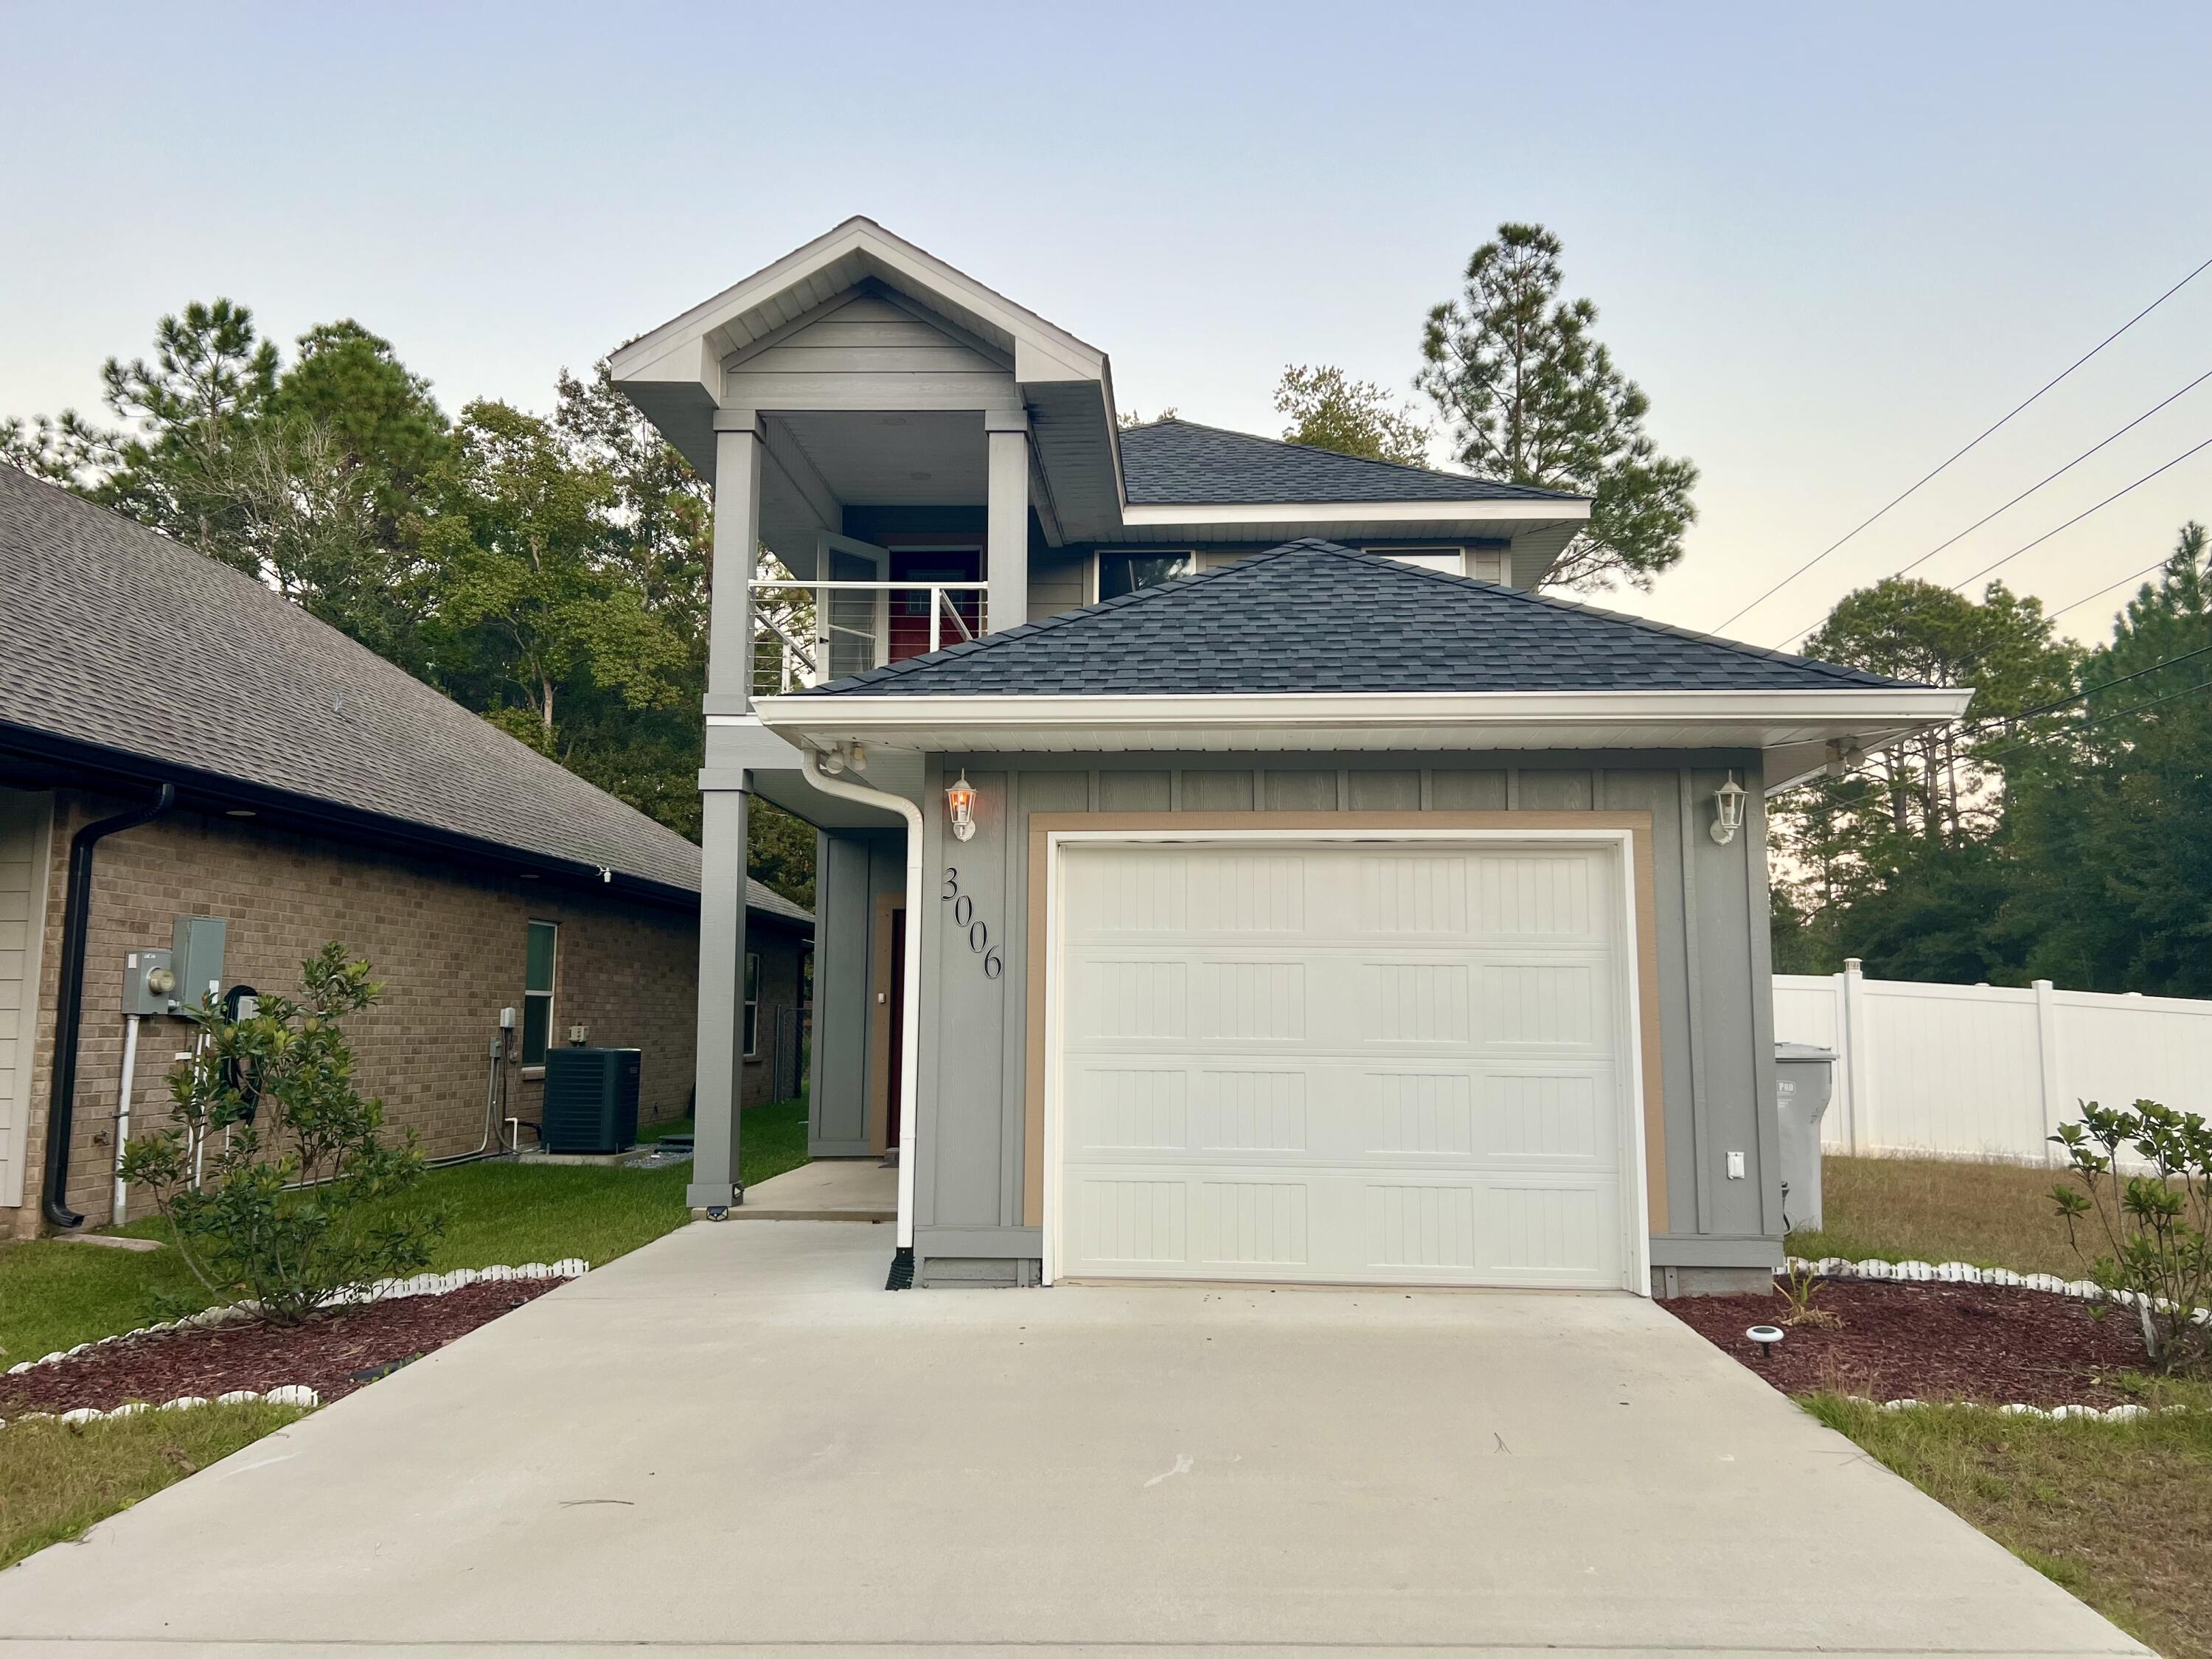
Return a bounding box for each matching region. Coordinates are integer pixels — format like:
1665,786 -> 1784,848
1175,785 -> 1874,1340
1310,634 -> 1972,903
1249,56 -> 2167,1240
797,540 -> 1923,698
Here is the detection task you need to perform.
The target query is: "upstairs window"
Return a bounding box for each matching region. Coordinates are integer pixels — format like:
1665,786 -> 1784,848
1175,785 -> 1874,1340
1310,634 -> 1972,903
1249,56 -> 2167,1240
1098,551 -> 1197,601
522,920 -> 557,1065
1364,545 -> 1465,576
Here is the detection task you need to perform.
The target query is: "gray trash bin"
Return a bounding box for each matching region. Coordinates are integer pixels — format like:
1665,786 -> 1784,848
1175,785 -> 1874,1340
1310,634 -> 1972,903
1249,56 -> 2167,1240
1774,1042 -> 1837,1234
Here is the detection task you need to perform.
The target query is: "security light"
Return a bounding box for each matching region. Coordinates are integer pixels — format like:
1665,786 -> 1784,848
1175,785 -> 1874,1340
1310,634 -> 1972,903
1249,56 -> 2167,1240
1711,772 -> 1747,845
945,771 -> 978,842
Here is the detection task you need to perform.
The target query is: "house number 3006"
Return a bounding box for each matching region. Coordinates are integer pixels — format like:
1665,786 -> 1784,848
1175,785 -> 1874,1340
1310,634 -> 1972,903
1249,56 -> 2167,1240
940,867 -> 1004,979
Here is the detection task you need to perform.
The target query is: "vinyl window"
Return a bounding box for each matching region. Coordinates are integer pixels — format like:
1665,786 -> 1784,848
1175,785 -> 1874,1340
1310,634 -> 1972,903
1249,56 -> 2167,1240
522,920 -> 557,1065
744,952 -> 761,1059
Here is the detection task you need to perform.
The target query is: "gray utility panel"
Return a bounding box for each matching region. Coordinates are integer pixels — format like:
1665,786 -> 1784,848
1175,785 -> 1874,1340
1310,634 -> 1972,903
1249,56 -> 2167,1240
170,915 -> 228,1015
1775,1042 -> 1837,1234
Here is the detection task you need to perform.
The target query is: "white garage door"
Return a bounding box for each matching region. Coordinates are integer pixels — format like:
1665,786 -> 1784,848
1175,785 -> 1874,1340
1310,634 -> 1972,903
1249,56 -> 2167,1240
1053,840 -> 1635,1289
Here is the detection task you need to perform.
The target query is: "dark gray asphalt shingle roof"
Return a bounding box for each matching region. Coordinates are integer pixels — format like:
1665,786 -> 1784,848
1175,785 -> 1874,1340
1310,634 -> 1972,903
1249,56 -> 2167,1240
0,464 -> 806,923
799,540 -> 1916,698
1116,419 -> 1584,506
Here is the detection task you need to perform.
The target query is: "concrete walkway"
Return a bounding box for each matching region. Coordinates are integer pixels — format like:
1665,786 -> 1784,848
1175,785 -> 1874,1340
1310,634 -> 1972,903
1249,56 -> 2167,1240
733,1157 -> 896,1221
0,1222 -> 2145,1658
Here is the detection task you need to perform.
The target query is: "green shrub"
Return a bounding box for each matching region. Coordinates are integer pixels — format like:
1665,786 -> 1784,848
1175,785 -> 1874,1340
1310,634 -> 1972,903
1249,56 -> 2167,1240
117,944 -> 444,1324
2050,1099 -> 2212,1373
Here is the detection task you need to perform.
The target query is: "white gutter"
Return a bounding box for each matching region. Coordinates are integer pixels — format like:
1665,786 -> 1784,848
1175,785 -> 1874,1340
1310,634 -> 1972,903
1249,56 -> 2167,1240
799,745 -> 921,1251
754,686 -> 1974,751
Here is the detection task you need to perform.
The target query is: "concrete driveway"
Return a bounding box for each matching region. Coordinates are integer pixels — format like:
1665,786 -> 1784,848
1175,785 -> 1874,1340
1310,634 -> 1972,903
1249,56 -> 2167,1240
0,1221 -> 2144,1658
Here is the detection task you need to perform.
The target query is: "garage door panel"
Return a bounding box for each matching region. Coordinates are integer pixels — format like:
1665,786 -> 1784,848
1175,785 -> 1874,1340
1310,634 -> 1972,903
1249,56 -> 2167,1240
1068,1065 -> 1189,1152
1192,1068 -> 1307,1152
1057,843 -> 1633,1290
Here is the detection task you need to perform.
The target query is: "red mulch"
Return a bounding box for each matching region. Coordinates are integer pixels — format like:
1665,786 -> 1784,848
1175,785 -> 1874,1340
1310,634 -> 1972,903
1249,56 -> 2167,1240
0,1279 -> 561,1416
1663,1277 -> 2155,1408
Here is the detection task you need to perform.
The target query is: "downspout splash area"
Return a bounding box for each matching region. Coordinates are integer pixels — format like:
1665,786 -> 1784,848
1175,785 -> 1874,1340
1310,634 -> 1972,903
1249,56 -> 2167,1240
44,782 -> 176,1230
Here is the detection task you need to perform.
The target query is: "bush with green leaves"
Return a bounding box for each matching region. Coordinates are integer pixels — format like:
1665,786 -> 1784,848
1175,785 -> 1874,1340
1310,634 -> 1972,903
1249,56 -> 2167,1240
117,944 -> 444,1324
2050,1099 -> 2212,1372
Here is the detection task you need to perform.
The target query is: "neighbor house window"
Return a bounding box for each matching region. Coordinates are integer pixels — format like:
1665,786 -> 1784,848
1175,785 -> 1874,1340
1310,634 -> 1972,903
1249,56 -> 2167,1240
1097,551 -> 1197,600
523,920 -> 557,1065
744,952 -> 761,1058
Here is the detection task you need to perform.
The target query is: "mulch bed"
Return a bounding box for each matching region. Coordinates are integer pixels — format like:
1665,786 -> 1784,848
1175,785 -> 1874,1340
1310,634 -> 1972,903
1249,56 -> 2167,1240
1663,1277 -> 2156,1408
0,1279 -> 562,1416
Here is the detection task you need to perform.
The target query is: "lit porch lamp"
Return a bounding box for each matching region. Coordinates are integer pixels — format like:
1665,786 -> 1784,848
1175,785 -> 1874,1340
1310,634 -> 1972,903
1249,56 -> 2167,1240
1710,772 -> 1747,845
945,771 -> 978,842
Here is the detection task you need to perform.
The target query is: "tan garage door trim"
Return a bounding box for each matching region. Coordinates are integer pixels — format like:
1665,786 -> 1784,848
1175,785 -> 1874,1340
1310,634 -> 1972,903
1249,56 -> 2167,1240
1023,811 -> 1667,1242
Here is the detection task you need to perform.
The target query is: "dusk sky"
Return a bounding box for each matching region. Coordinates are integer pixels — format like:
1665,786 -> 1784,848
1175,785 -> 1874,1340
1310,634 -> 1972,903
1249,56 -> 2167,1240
5,1 -> 2208,645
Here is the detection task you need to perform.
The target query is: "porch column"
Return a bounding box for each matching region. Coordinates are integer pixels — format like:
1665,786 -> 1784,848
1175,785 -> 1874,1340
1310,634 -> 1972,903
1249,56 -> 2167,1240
690,414 -> 763,1211
986,409 -> 1029,633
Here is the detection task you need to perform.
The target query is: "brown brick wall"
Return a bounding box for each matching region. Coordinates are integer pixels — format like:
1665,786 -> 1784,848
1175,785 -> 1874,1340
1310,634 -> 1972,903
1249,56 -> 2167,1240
7,790 -> 720,1238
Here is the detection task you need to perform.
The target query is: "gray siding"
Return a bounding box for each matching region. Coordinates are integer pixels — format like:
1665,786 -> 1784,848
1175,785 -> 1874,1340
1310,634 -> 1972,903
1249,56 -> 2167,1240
726,292 -> 1013,413
807,827 -> 905,1158
908,752 -> 1782,1282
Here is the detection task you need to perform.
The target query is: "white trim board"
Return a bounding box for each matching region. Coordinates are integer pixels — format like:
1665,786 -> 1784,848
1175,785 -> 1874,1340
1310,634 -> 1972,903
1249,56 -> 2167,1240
1038,826 -> 1652,1295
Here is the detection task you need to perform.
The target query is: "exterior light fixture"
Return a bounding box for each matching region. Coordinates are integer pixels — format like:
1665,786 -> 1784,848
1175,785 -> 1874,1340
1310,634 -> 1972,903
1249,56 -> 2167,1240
945,771 -> 978,842
1710,772 -> 1747,845
1745,1324 -> 1784,1362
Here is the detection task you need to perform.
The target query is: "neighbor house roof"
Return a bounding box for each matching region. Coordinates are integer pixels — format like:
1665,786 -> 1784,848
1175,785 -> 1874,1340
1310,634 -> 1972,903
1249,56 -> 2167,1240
797,539 -> 1919,698
0,464 -> 804,923
1116,420 -> 1583,507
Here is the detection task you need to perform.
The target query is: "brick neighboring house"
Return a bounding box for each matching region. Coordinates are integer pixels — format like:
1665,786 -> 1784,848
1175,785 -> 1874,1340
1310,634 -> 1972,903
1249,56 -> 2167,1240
0,465 -> 812,1239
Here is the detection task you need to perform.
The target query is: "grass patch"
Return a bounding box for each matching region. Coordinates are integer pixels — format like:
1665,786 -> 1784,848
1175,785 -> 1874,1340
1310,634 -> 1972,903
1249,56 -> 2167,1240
0,1401 -> 308,1569
0,1096 -> 809,1368
1805,1386 -> 2212,1658
1788,1152 -> 2095,1279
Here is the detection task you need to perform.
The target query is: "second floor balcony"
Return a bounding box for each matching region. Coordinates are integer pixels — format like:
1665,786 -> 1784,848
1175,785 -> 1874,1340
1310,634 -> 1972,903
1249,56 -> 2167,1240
750,573 -> 989,699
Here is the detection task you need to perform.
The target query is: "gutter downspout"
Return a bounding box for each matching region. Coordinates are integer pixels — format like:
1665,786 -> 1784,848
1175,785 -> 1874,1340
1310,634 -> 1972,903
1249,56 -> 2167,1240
44,784 -> 176,1229
799,748 -> 921,1251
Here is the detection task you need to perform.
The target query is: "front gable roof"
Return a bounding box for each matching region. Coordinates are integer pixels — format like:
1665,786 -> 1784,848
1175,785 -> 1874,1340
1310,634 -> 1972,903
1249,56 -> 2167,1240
1118,420 -> 1580,507
796,540 -> 1915,698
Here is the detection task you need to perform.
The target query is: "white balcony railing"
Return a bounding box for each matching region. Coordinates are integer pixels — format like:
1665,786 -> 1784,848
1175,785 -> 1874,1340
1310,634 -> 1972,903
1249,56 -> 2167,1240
749,580 -> 989,699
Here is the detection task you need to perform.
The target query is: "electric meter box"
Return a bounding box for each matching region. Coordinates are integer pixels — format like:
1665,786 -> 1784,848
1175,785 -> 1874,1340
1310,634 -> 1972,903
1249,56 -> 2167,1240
123,948 -> 177,1018
170,916 -> 228,1015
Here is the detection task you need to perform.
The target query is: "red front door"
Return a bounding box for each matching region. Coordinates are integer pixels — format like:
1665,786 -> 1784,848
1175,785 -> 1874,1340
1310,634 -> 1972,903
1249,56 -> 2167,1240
887,547 -> 982,661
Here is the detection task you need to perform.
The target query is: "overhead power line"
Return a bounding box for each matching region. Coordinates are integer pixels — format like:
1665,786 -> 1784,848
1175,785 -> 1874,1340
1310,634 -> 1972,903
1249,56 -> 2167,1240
1714,248 -> 2212,634
1963,639 -> 2212,731
1969,671 -> 2212,771
1770,369 -> 2212,647
1942,434 -> 2212,594
2049,556 -> 2181,622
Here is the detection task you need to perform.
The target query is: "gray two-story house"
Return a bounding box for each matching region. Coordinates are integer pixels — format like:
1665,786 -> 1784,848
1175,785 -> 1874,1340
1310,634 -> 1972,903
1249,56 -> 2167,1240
611,218 -> 1964,1293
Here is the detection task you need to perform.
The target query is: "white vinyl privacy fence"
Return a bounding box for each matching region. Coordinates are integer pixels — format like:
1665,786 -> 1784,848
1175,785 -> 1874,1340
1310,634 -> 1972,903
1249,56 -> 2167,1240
1773,962 -> 2212,1165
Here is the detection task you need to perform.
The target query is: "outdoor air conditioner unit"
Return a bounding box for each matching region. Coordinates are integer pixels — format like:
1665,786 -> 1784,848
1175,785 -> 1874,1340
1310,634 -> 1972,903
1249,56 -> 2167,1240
541,1047 -> 641,1155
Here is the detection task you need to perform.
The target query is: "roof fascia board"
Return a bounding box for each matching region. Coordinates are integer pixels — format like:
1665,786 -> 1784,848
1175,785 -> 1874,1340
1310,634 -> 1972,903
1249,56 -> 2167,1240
1119,499 -> 1591,527
751,687 -> 1972,751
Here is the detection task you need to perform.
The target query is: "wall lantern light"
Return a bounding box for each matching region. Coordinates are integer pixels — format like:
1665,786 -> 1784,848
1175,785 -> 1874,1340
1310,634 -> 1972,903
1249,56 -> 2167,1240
945,771 -> 978,842
1710,771 -> 1747,845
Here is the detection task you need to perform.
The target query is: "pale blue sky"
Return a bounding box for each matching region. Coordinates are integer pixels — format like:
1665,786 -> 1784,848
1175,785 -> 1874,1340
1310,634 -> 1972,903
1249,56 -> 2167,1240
4,1 -> 2208,645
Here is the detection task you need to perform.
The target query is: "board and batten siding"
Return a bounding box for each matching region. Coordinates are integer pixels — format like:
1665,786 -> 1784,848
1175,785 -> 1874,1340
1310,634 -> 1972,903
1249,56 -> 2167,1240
0,789 -> 54,1208
723,291 -> 1015,414
904,754 -> 1783,1284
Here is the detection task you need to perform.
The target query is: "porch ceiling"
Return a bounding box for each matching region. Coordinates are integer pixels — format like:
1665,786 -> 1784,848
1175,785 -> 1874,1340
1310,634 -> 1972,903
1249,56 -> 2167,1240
779,411 -> 987,509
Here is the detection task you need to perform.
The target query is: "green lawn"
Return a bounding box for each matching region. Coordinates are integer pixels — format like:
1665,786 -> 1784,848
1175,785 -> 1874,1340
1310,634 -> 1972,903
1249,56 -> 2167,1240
0,1401 -> 308,1571
1783,1153 -> 2212,1658
0,1096 -> 808,1368
1807,1388 -> 2212,1659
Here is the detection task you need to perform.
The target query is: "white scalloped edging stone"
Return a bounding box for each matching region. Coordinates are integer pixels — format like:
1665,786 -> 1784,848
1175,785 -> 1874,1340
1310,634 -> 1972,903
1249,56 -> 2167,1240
4,1258 -> 588,1376
1843,1393 -> 2180,1422
1787,1256 -> 2211,1324
0,1385 -> 323,1432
